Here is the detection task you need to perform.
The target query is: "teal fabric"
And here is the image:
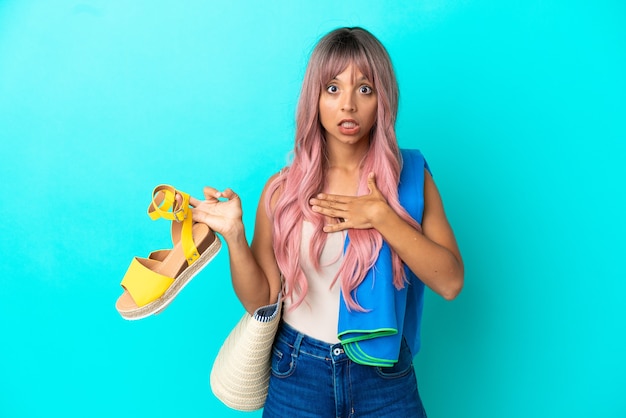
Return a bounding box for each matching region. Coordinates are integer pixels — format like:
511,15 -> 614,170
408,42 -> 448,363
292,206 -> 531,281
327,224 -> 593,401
338,149 -> 429,366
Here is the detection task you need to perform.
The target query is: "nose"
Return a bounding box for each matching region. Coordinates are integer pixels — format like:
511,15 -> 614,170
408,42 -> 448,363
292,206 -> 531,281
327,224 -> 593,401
341,92 -> 356,112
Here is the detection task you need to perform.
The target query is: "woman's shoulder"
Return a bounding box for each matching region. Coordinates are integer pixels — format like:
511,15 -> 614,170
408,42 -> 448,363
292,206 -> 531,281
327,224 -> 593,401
399,148 -> 424,159
260,168 -> 289,210
400,148 -> 431,175
263,167 -> 288,192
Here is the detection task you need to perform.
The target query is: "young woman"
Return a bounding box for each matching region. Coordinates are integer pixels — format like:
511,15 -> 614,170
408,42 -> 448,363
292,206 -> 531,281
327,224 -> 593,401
191,27 -> 463,418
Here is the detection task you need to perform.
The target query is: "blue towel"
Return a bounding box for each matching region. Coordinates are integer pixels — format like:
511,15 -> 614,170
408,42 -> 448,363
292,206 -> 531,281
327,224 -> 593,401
337,149 -> 429,366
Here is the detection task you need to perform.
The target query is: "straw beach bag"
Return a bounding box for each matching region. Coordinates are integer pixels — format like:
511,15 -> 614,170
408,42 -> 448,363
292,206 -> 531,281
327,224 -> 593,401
210,294 -> 282,411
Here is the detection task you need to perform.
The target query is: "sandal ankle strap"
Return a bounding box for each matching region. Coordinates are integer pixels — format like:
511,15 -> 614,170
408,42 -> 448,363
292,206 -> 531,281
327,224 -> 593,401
147,185 -> 200,266
148,185 -> 189,222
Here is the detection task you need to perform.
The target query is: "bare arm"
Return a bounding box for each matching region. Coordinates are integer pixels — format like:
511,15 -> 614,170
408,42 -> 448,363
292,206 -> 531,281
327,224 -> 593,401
309,170 -> 464,300
250,175 -> 283,306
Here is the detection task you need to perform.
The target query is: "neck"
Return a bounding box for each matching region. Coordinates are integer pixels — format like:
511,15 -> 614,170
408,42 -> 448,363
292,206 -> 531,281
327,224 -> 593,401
325,139 -> 370,172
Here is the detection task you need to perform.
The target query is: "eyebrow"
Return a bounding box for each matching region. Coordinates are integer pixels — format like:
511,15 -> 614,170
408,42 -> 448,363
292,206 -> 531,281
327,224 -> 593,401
330,75 -> 371,83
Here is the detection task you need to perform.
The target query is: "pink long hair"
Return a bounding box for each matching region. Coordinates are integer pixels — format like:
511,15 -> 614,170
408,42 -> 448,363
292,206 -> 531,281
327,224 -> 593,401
266,27 -> 421,311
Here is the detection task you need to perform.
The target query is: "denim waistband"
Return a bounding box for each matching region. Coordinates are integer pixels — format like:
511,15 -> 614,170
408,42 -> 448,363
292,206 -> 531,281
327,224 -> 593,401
277,321 -> 348,362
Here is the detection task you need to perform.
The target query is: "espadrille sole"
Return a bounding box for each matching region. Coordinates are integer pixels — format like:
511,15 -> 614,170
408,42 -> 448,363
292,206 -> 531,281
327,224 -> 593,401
118,234 -> 221,320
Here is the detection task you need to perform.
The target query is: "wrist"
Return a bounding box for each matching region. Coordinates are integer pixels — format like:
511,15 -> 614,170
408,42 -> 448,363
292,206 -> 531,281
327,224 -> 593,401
222,221 -> 247,245
370,200 -> 394,229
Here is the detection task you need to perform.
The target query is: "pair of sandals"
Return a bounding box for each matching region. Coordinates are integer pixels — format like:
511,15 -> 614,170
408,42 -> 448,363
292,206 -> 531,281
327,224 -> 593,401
115,185 -> 221,320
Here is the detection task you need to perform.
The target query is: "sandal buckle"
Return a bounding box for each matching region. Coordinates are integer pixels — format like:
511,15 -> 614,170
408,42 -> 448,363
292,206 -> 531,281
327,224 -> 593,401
172,207 -> 186,222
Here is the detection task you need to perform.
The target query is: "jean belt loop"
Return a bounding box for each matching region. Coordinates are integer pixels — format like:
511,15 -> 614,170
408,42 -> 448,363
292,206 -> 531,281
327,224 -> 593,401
292,330 -> 304,358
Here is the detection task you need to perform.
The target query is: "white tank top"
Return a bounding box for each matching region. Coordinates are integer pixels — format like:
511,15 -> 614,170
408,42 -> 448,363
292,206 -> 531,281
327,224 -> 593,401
282,221 -> 345,343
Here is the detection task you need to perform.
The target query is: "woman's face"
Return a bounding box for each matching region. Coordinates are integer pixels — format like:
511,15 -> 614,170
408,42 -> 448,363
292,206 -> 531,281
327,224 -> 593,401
318,63 -> 377,149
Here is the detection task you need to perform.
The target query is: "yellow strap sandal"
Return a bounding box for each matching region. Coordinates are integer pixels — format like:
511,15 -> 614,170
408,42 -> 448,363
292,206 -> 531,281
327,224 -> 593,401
116,185 -> 221,320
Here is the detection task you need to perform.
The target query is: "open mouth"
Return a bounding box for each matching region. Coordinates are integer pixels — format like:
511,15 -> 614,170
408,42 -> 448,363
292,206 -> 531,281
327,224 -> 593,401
339,120 -> 358,129
338,120 -> 360,135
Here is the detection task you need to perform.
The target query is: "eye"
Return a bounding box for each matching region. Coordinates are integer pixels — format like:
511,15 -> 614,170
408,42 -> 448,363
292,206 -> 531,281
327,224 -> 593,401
359,85 -> 373,94
326,85 -> 339,94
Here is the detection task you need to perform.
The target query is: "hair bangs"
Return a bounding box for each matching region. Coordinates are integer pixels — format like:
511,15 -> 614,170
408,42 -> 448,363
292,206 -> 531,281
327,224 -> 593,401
316,38 -> 376,91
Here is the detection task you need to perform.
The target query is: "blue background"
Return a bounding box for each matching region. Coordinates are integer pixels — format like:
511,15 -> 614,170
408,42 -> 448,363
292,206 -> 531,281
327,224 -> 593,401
1,1 -> 624,417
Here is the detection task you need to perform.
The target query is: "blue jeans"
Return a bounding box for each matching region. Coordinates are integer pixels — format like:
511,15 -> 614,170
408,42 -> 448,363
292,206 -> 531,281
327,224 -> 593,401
262,322 -> 427,418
